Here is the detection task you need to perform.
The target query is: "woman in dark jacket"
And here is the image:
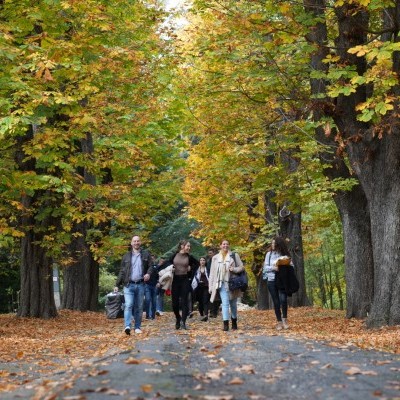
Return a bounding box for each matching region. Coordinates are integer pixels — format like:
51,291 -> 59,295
192,256 -> 211,321
166,240 -> 199,330
262,236 -> 294,330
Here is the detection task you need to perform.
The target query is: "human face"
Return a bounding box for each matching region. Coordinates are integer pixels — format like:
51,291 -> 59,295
271,240 -> 276,251
220,240 -> 229,253
131,236 -> 141,251
200,257 -> 206,265
181,242 -> 191,253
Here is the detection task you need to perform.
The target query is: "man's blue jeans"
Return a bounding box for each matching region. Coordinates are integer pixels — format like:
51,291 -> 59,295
219,283 -> 237,321
123,282 -> 145,329
144,283 -> 157,319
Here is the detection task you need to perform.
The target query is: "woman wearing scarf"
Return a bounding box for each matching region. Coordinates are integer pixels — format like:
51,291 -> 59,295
209,239 -> 245,331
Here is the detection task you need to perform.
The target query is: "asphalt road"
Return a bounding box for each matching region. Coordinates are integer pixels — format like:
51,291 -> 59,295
2,323 -> 400,400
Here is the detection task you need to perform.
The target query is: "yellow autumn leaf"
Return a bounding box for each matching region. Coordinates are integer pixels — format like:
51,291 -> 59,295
141,384 -> 153,393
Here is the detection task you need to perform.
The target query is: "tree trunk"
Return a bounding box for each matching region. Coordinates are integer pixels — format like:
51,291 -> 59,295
304,0 -> 374,319
334,184 -> 374,317
15,127 -> 57,319
18,224 -> 57,319
333,3 -> 400,326
246,195 -> 271,309
279,211 -> 309,306
333,256 -> 344,310
347,133 -> 400,326
62,220 -> 99,311
62,132 -> 99,311
256,278 -> 270,309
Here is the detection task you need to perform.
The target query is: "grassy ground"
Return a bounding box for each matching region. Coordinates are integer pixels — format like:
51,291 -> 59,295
0,306 -> 399,392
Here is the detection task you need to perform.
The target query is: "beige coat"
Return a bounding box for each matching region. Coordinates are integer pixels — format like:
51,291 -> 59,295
209,251 -> 244,303
158,264 -> 174,291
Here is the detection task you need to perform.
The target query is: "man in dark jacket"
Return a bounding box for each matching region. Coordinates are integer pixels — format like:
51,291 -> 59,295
115,235 -> 152,335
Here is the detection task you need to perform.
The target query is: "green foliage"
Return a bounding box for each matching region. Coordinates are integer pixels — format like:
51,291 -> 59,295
150,213 -> 206,259
303,200 -> 346,309
0,247 -> 20,313
0,0 -> 184,268
98,267 -> 117,299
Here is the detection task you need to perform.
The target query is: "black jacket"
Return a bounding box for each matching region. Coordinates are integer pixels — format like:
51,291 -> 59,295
275,265 -> 299,297
116,249 -> 152,287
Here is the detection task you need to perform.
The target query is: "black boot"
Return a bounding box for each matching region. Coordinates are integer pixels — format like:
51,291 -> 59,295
175,317 -> 181,330
181,321 -> 188,330
231,318 -> 238,330
223,320 -> 229,331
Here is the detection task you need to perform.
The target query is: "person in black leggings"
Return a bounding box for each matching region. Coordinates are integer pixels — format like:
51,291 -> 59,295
192,257 -> 211,321
166,240 -> 199,330
262,236 -> 293,330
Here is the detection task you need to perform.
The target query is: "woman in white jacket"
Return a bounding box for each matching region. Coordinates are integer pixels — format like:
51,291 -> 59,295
209,239 -> 244,331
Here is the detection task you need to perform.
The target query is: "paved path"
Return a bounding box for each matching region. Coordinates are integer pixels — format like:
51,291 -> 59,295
2,324 -> 400,399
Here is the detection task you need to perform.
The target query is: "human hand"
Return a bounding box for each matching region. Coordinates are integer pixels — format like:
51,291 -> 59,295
144,273 -> 150,282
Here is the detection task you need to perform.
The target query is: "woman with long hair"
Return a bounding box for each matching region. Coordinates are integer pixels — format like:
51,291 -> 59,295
262,236 -> 292,330
166,240 -> 199,330
192,256 -> 211,321
209,239 -> 245,331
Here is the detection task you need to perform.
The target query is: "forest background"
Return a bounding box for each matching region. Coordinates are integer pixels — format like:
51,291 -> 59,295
0,0 -> 399,329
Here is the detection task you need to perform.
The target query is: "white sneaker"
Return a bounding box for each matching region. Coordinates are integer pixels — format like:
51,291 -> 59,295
134,328 -> 142,334
124,326 -> 131,335
282,318 -> 289,329
276,322 -> 283,331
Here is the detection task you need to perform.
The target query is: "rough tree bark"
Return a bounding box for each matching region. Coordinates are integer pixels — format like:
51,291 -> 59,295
15,127 -> 58,318
62,132 -> 99,311
334,3 -> 400,326
279,210 -> 309,307
246,196 -> 270,310
304,0 -> 374,319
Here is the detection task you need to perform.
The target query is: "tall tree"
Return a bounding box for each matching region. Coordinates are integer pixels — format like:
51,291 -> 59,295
304,0 -> 400,326
0,0 -> 183,317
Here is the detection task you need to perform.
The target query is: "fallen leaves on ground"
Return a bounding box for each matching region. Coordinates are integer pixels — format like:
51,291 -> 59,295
0,306 -> 398,393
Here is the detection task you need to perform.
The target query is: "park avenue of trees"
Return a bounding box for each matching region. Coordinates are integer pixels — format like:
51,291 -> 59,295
0,0 -> 399,328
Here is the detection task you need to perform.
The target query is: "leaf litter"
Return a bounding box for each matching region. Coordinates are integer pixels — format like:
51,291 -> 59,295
0,307 -> 398,394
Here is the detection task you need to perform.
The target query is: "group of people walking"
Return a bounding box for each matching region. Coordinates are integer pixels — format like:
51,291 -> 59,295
115,234 -> 296,335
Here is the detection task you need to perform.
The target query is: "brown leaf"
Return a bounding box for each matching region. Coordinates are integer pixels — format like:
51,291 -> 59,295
374,360 -> 391,366
125,358 -> 140,364
360,370 -> 378,376
205,368 -> 224,380
345,367 -> 362,375
228,377 -> 244,385
234,364 -> 255,374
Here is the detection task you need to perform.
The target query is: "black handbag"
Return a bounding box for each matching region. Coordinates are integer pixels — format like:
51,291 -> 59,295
228,252 -> 248,292
228,270 -> 248,292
